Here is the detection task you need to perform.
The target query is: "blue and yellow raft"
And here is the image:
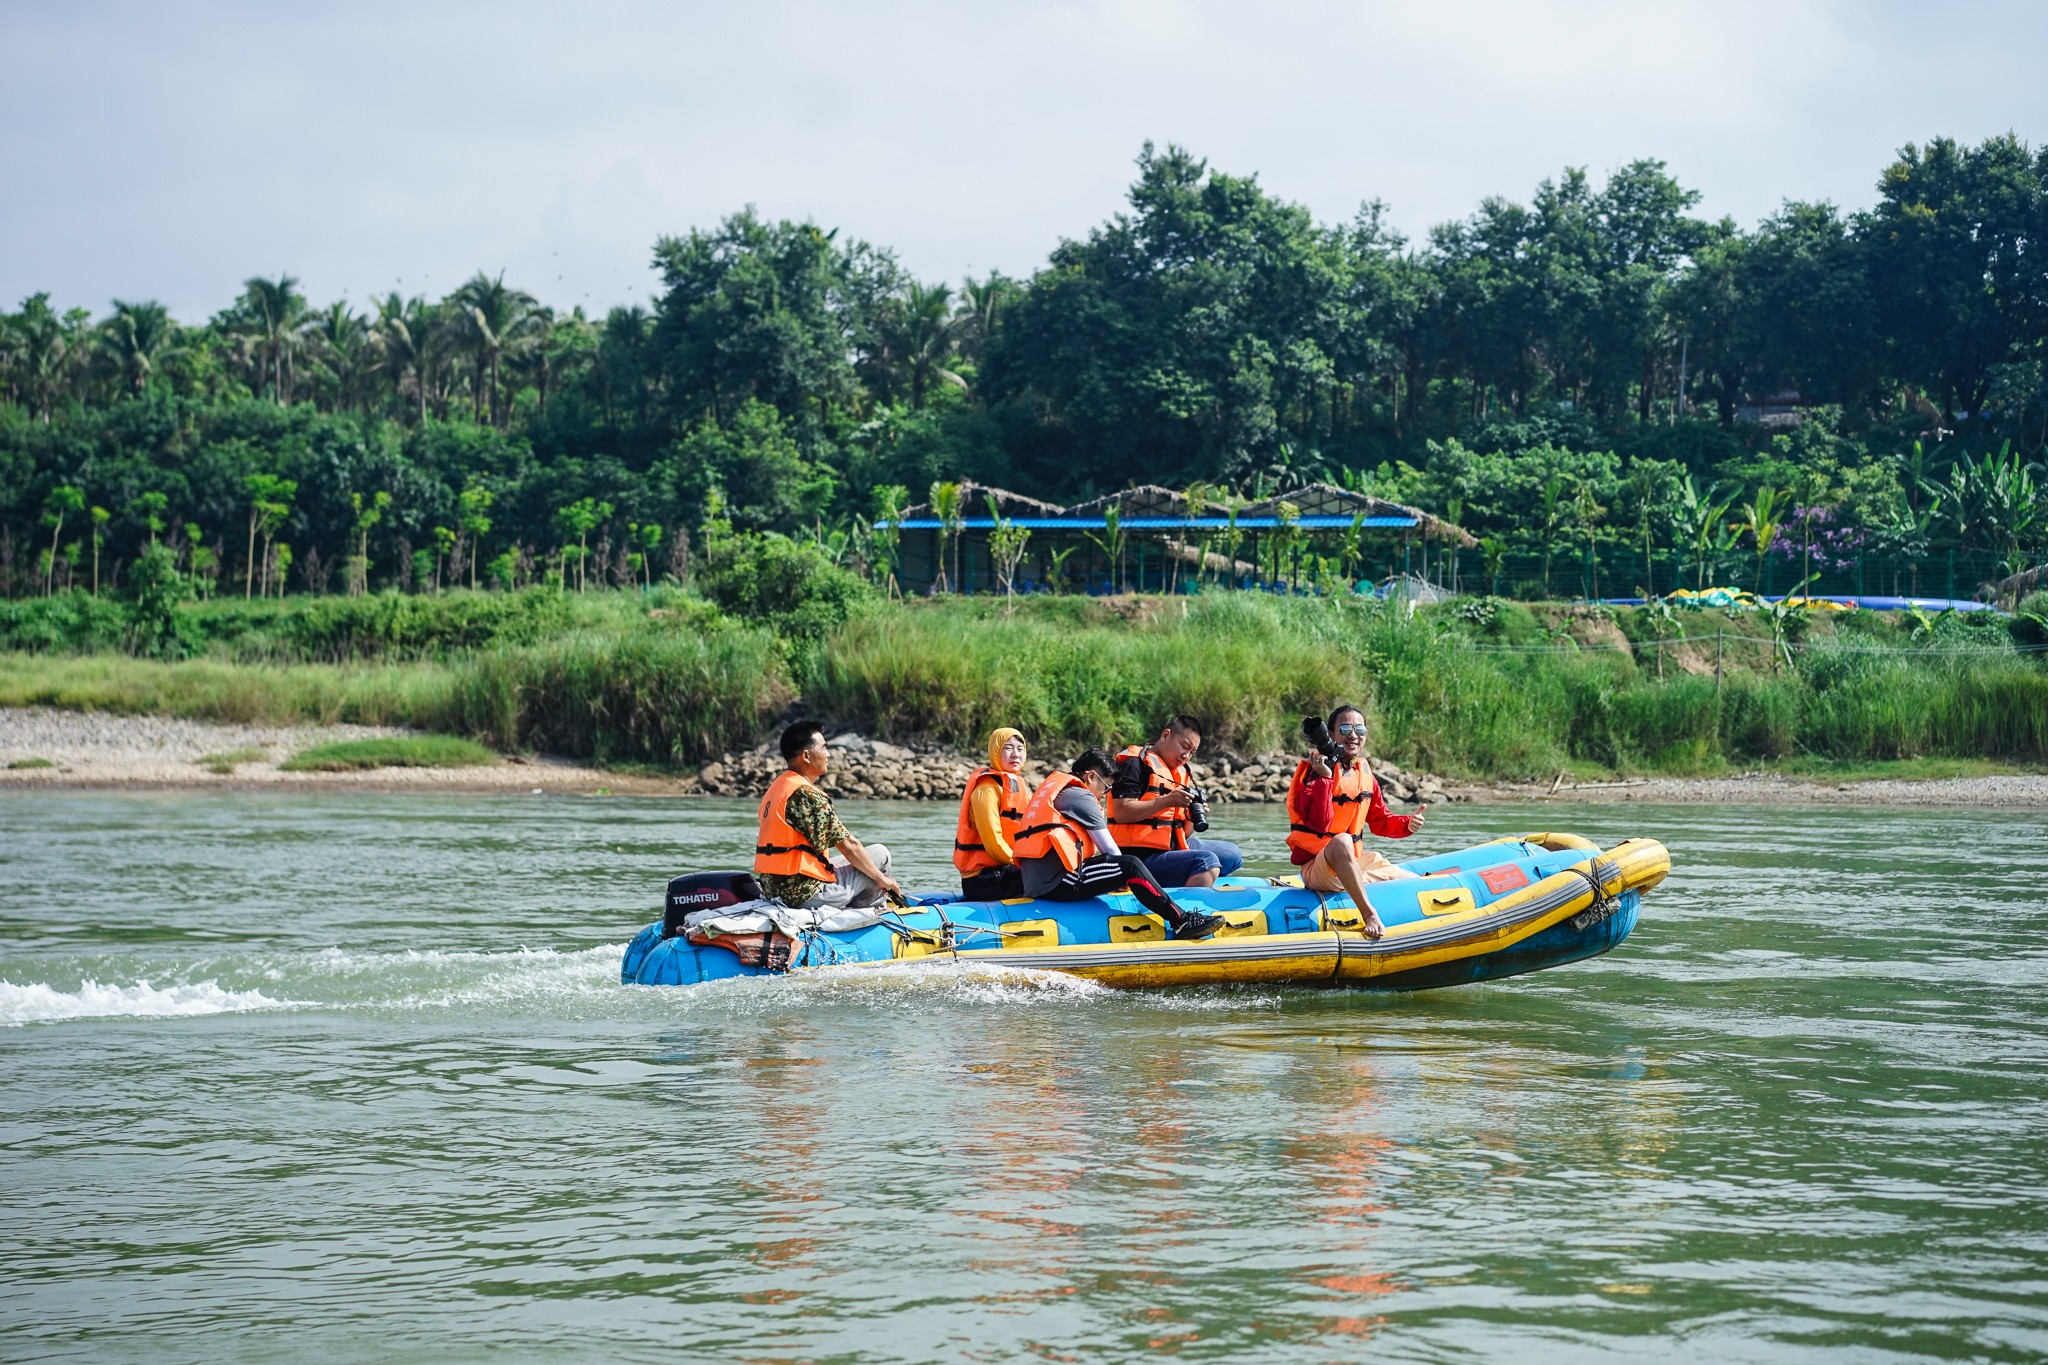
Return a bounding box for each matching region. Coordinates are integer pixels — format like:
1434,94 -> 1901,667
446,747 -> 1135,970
621,833 -> 1669,992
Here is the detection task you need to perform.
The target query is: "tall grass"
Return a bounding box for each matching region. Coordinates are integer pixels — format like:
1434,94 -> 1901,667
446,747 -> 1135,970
436,625 -> 791,765
811,595 -> 1362,756
809,595 -> 2047,777
0,652 -> 460,726
5,589 -> 2042,775
0,617 -> 789,766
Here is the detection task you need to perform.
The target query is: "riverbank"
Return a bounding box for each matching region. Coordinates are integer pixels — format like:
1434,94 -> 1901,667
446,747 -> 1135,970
7,707 -> 2045,807
0,707 -> 664,793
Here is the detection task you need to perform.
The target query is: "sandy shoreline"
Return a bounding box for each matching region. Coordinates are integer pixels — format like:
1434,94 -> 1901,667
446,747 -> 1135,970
3,706 -> 2044,807
0,707 -> 669,794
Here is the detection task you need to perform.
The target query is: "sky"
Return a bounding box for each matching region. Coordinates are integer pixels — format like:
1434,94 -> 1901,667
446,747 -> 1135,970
3,0 -> 2045,323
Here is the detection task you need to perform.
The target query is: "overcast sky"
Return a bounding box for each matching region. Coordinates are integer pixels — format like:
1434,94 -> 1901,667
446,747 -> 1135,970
4,0 -> 2044,322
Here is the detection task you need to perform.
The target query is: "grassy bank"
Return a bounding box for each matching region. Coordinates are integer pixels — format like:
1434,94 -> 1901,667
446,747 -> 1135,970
280,736 -> 498,771
3,587 -> 2044,778
0,617 -> 788,766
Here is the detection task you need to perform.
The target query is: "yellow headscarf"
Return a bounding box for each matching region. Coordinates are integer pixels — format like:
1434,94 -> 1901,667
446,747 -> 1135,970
987,727 -> 1024,772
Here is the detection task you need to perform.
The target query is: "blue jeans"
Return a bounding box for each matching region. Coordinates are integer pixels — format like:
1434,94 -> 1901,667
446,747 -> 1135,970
1138,837 -> 1244,887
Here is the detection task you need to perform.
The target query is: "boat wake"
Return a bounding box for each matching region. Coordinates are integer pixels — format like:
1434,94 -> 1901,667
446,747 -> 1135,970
3,942 -> 1273,1029
0,977 -> 296,1027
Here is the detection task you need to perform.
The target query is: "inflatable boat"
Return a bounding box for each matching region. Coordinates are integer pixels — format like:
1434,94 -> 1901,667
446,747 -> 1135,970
620,833 -> 1669,992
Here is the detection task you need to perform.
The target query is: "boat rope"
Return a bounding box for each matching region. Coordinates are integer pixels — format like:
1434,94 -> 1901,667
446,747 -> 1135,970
1562,859 -> 1619,930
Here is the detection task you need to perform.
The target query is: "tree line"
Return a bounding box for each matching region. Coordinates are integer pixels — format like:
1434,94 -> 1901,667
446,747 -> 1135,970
2,134 -> 2045,602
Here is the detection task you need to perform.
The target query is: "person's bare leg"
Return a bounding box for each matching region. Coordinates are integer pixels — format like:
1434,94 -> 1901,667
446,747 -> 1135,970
1183,868 -> 1219,888
1313,833 -> 1384,939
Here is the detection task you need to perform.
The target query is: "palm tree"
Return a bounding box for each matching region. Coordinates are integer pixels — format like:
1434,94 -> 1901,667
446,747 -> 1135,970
12,293 -> 75,421
305,301 -> 372,413
97,301 -> 181,394
374,294 -> 433,425
453,271 -> 537,425
953,274 -> 1013,367
241,274 -> 306,403
598,305 -> 651,427
898,282 -> 964,409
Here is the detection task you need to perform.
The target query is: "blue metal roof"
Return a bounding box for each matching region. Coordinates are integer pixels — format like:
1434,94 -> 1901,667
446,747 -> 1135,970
881,515 -> 1421,531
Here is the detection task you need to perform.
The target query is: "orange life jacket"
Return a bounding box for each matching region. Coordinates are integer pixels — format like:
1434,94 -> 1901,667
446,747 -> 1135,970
1285,758 -> 1372,861
1105,744 -> 1191,852
754,770 -> 835,883
1013,771 -> 1088,873
952,767 -> 1028,875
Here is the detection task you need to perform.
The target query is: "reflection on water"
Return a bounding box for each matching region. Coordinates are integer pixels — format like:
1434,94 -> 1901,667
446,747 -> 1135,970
3,791 -> 2047,1361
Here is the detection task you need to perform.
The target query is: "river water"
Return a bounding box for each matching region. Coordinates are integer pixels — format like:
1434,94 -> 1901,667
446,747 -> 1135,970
3,791 -> 2046,1362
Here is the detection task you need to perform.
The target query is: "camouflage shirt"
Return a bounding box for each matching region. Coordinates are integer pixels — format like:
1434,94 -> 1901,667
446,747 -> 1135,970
757,779 -> 849,907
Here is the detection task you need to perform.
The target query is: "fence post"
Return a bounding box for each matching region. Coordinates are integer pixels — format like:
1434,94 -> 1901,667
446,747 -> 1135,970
1715,627 -> 1724,698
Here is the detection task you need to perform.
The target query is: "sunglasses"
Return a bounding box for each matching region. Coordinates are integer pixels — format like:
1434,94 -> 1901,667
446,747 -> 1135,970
1334,724 -> 1368,736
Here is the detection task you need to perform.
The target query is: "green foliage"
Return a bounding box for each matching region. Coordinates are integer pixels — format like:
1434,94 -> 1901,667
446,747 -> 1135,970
280,736 -> 497,771
0,591 -> 132,653
125,543 -> 186,657
694,530 -> 875,660
811,594 -> 1361,757
3,133 -> 2046,613
0,652 -> 461,727
445,627 -> 789,766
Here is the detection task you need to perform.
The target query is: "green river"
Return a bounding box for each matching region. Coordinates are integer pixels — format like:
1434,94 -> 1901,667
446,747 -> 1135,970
3,792 -> 2045,1361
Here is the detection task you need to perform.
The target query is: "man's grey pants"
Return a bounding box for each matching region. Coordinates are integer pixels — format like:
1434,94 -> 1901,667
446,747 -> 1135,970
799,844 -> 894,911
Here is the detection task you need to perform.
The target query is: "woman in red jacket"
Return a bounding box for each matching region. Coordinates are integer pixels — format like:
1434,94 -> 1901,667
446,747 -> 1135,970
1284,705 -> 1425,939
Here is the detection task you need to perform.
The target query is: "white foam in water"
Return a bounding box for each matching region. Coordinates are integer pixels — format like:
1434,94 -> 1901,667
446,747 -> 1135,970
678,959 -> 1118,1013
0,978 -> 296,1027
275,943 -> 627,1011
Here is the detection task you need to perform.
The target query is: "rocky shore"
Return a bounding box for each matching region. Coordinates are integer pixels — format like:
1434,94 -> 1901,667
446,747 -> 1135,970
686,731 -> 1454,807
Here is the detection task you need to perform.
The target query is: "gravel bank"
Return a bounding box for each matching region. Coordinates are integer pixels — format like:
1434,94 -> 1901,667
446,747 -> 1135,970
0,707 -> 649,793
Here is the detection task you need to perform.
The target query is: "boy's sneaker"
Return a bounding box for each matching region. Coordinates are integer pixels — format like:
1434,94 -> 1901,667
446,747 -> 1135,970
1173,910 -> 1227,940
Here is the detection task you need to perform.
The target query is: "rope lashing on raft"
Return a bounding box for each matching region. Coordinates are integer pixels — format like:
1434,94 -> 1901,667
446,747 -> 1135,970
1562,858 -> 1622,931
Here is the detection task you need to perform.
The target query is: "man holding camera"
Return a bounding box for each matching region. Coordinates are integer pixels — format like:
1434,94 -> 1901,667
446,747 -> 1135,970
1108,715 -> 1244,889
1286,705 -> 1424,939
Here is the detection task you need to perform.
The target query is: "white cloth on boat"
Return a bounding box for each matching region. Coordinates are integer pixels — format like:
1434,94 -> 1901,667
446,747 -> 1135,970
685,899 -> 885,938
800,843 -> 895,913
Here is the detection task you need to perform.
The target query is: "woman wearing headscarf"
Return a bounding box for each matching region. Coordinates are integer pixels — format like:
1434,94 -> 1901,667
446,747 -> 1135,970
952,726 -> 1032,900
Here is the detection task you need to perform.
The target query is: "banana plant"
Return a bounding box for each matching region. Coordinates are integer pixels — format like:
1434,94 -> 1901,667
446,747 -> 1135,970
1735,486 -> 1786,594
1672,475 -> 1734,591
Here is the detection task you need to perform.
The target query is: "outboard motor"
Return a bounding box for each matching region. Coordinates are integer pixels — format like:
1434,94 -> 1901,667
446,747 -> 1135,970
662,870 -> 763,938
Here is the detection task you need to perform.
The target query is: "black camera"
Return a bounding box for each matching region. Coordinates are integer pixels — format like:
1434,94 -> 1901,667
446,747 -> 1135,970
1185,786 -> 1210,833
1302,715 -> 1344,764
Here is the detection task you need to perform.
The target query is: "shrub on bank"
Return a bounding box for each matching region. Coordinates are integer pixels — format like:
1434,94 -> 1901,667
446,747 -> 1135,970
0,592 -> 132,654
441,624 -> 790,766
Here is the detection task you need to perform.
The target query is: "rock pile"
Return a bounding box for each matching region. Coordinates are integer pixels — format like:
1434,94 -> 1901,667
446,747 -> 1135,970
686,732 -> 1455,807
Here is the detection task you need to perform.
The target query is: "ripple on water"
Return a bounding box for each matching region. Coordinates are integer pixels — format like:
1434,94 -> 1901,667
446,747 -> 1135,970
3,792 -> 2048,1362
